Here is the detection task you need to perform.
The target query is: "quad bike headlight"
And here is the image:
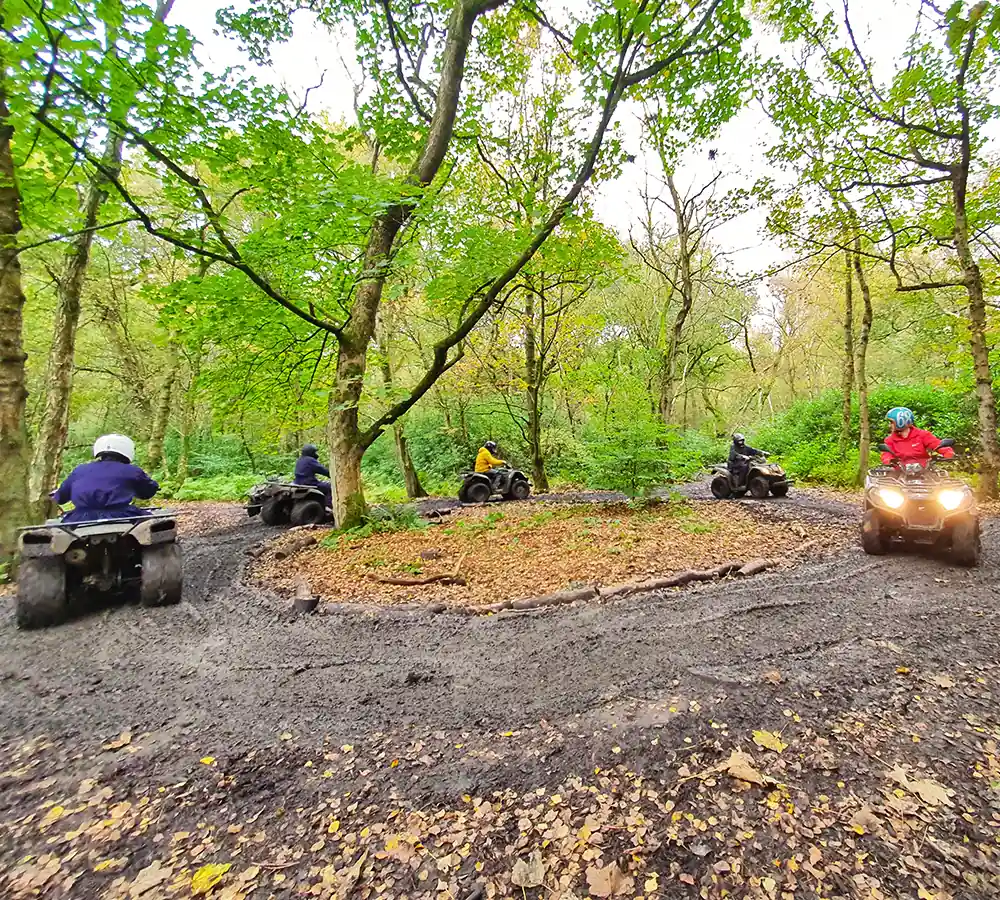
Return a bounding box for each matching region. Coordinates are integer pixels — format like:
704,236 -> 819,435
937,489 -> 966,511
877,488 -> 905,509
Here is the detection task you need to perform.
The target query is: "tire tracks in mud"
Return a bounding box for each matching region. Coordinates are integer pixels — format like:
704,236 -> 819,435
1,488 -> 996,754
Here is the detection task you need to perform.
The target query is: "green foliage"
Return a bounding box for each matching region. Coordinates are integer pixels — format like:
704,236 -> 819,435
159,474 -> 260,502
321,503 -> 427,547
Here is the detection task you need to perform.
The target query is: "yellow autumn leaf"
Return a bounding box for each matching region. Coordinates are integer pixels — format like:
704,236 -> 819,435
200,757 -> 216,766
328,819 -> 340,833
753,730 -> 788,753
341,744 -> 354,752
94,857 -> 128,873
192,863 -> 232,895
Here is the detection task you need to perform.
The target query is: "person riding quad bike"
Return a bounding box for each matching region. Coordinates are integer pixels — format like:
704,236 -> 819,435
294,444 -> 332,510
881,407 -> 954,468
728,433 -> 766,489
475,441 -> 506,490
53,434 -> 159,521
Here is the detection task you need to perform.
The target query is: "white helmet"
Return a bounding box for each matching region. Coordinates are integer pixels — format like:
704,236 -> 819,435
93,433 -> 135,462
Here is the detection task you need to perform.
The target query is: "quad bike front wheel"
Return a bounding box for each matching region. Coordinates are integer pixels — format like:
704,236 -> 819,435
16,558 -> 69,629
748,476 -> 770,499
141,544 -> 183,607
710,476 -> 732,499
770,484 -> 789,497
465,481 -> 491,504
951,518 -> 981,567
260,498 -> 289,526
861,509 -> 885,556
291,499 -> 326,526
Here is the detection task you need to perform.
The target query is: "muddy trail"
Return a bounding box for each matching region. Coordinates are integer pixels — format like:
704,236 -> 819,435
2,485 -> 999,899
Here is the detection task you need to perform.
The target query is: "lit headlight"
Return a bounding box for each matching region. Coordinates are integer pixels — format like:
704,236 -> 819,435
878,488 -> 905,509
937,489 -> 966,511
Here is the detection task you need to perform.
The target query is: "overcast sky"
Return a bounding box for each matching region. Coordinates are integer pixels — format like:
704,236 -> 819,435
168,0 -> 936,290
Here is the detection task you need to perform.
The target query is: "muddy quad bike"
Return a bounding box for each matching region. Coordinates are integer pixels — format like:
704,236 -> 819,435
862,439 -> 979,566
458,467 -> 531,504
16,512 -> 182,630
710,454 -> 792,500
247,479 -> 334,527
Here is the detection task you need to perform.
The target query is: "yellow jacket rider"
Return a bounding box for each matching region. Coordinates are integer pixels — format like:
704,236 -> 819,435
475,441 -> 505,473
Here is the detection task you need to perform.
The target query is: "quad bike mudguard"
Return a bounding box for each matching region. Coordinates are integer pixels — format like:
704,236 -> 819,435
19,513 -> 177,559
710,458 -> 791,499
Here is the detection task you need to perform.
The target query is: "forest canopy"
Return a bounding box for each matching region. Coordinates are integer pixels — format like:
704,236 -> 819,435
2,0 -> 999,557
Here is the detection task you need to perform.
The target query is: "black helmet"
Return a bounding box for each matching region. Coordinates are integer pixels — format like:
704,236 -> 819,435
733,433 -> 746,445
485,441 -> 497,453
302,444 -> 319,458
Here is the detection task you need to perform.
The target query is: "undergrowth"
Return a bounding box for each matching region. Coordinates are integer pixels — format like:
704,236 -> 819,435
321,504 -> 427,548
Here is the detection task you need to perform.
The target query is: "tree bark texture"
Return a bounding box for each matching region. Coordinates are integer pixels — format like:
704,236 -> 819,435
839,247 -> 854,455
852,235 -> 873,484
0,67 -> 31,561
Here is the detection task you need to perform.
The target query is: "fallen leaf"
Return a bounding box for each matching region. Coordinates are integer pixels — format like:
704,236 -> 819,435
585,862 -> 633,897
763,670 -> 782,685
512,850 -> 545,888
94,857 -> 128,873
102,731 -> 132,751
849,805 -> 881,835
334,850 -> 368,898
280,732 -> 292,741
762,875 -> 777,894
889,765 -> 953,806
753,730 -> 788,753
930,674 -> 956,689
128,861 -> 172,898
200,757 -> 216,765
725,750 -> 772,786
808,846 -> 822,866
192,863 -> 232,895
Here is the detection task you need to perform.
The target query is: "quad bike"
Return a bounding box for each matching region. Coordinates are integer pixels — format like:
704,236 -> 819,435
458,467 -> 531,504
16,512 -> 182,630
247,479 -> 334,527
710,454 -> 791,499
862,439 -> 979,566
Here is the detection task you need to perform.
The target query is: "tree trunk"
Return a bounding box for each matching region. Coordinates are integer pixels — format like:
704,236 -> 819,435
852,236 -> 873,483
953,168 -> 1000,496
29,131 -> 126,507
377,332 -> 426,498
661,173 -> 695,424
840,247 -> 855,455
392,423 -> 427,498
0,70 -> 31,561
146,342 -> 180,473
523,287 -> 549,491
328,337 -> 369,528
175,349 -> 200,488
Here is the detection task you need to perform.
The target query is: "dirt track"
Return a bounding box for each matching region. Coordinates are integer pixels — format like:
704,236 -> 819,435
2,486 -> 999,898
2,485 -> 997,751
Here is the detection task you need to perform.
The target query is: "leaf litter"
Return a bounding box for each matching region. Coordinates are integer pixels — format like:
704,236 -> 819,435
254,499 -> 842,610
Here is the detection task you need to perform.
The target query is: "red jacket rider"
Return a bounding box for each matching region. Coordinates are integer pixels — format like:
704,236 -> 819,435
881,406 -> 954,467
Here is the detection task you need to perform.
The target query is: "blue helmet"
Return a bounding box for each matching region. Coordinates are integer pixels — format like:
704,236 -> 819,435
886,407 -> 914,429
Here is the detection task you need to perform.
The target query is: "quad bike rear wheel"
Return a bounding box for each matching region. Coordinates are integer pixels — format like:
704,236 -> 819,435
748,476 -> 770,499
457,483 -> 470,503
260,498 -> 289,526
861,509 -> 885,556
710,475 -> 732,499
770,484 -> 789,497
466,481 -> 491,504
509,479 -> 531,501
16,558 -> 69,629
951,518 -> 981,567
291,499 -> 326,526
140,544 -> 183,607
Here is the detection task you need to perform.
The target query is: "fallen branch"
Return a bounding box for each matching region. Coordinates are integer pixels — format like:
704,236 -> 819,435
274,533 -> 318,560
373,574 -> 468,586
737,558 -> 773,577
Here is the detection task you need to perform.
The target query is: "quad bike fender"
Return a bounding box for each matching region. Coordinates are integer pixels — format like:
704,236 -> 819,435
19,514 -> 177,559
